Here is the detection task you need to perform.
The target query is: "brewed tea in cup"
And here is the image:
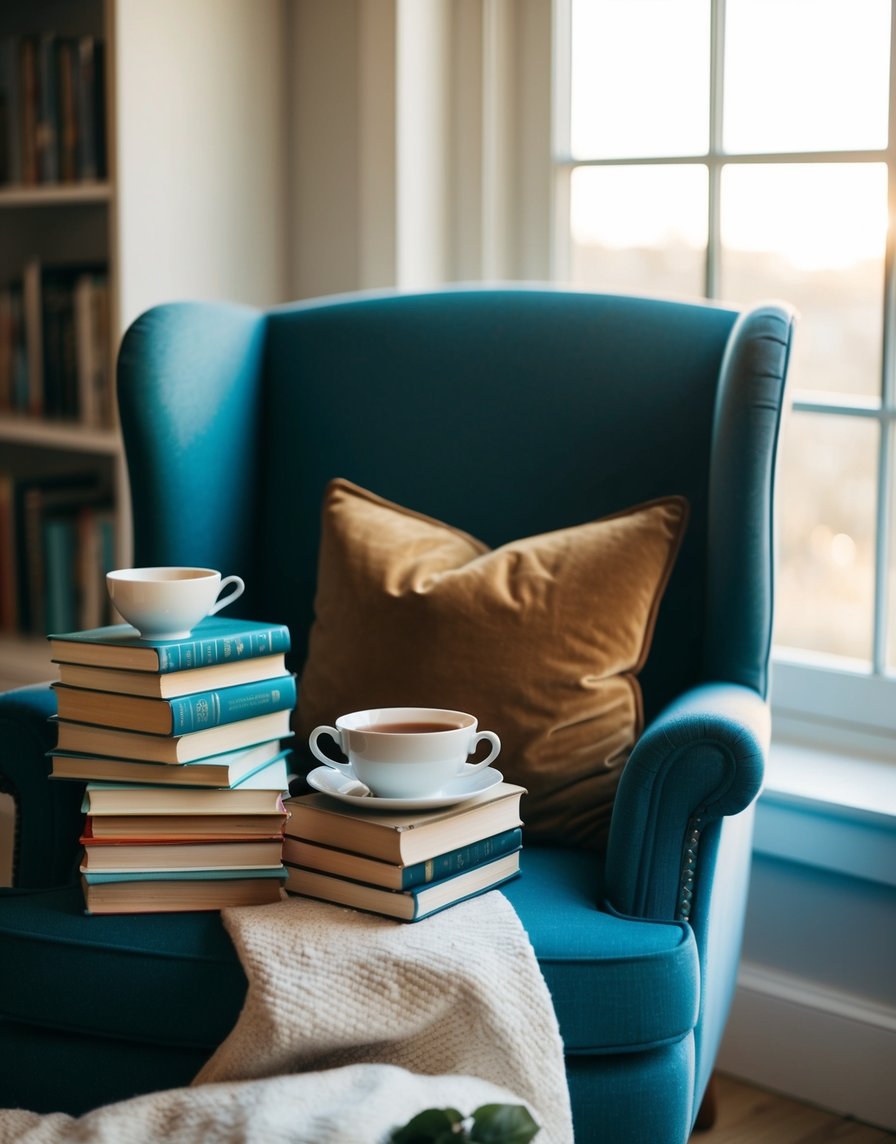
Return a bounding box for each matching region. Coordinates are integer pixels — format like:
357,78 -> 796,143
106,567 -> 245,640
308,706 -> 501,799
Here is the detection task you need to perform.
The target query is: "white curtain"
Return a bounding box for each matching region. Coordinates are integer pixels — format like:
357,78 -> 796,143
288,0 -> 553,299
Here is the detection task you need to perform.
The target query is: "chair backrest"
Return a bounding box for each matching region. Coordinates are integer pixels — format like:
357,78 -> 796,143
118,287 -> 794,721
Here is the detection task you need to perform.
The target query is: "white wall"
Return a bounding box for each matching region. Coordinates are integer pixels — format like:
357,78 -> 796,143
115,0 -> 289,330
287,0 -> 553,301
718,777 -> 896,1131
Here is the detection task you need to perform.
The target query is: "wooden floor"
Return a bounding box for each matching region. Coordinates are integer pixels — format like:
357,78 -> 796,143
693,1075 -> 895,1142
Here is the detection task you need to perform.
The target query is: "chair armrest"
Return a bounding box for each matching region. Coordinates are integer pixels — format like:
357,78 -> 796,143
604,682 -> 768,921
0,685 -> 84,888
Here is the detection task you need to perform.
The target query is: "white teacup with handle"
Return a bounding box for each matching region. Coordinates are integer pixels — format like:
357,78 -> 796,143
106,567 -> 245,640
308,706 -> 502,799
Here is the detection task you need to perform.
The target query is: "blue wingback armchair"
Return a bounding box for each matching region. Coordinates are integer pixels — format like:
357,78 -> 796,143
0,286 -> 794,1142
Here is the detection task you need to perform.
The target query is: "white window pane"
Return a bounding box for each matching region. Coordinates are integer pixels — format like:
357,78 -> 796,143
568,165 -> 707,297
719,164 -> 886,399
775,412 -> 878,663
570,0 -> 710,159
725,0 -> 891,153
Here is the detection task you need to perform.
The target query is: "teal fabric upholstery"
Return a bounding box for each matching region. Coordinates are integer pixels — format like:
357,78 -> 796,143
0,286 -> 794,1141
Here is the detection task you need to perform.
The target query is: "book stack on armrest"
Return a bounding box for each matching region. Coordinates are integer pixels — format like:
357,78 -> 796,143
282,783 -> 526,922
46,616 -> 296,914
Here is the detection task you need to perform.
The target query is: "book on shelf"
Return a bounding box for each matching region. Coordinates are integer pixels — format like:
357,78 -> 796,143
0,474 -> 16,630
0,283 -> 27,418
0,469 -> 115,635
76,35 -> 106,181
0,36 -> 24,186
53,707 -> 293,763
282,827 -> 523,891
55,652 -> 289,698
80,768 -> 289,814
52,672 -> 297,735
283,783 -> 525,866
51,743 -> 290,791
0,31 -> 106,189
19,35 -> 38,185
80,823 -> 285,873
56,36 -> 78,183
284,850 -> 521,922
21,258 -> 110,423
48,615 -> 292,672
12,471 -> 111,635
87,807 -> 289,839
81,866 -> 285,915
43,513 -> 78,634
73,270 -> 111,428
74,504 -> 116,630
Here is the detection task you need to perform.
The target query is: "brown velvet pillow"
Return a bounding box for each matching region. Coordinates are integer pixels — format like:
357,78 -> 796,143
297,479 -> 688,848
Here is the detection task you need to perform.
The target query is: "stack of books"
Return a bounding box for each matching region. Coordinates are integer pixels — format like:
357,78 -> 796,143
47,615 -> 296,915
282,782 -> 526,922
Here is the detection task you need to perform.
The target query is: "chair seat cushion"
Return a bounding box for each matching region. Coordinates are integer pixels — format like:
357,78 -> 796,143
0,849 -> 698,1057
501,848 -> 700,1053
0,886 -> 246,1049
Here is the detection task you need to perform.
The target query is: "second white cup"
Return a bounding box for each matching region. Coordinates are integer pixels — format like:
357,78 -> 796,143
106,567 -> 245,640
308,706 -> 501,799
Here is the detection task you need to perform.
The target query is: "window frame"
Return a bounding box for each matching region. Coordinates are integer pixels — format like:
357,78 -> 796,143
552,0 -> 896,743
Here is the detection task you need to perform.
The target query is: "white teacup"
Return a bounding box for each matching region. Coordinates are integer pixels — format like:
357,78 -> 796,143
106,567 -> 245,640
308,706 -> 501,799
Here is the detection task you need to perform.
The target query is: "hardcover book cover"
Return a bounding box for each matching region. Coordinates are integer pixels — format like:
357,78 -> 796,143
284,850 -> 521,922
53,707 -> 293,763
282,827 -> 523,890
48,615 -> 291,672
284,783 -> 526,865
77,757 -> 291,812
52,673 -> 297,735
55,653 -> 288,697
52,743 -> 291,791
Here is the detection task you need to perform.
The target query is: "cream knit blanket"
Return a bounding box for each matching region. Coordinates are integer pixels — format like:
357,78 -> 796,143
1,892 -> 573,1143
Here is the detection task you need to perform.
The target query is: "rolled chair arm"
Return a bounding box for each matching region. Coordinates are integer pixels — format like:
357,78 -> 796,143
604,682 -> 768,921
0,685 -> 84,888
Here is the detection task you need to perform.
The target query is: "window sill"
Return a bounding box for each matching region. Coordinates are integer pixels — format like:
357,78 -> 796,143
755,731 -> 896,888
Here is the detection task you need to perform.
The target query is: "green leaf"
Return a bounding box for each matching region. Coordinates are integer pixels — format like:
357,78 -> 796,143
468,1103 -> 540,1144
390,1106 -> 466,1143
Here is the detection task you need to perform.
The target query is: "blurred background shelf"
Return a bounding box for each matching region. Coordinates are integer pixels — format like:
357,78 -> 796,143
0,0 -> 287,685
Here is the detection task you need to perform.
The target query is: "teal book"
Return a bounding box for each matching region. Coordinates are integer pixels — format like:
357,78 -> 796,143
81,865 -> 287,914
42,515 -> 78,634
53,673 -> 297,735
47,614 -> 291,672
282,827 -> 523,891
284,849 -> 521,922
82,866 -> 287,885
53,744 -> 291,793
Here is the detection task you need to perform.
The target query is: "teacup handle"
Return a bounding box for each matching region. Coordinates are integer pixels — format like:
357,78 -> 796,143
466,730 -> 501,774
209,575 -> 245,616
308,725 -> 354,779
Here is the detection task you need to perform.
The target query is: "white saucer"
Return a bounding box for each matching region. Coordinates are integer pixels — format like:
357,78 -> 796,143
306,764 -> 503,811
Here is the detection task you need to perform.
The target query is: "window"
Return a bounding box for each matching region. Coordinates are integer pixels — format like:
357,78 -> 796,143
554,0 -> 895,744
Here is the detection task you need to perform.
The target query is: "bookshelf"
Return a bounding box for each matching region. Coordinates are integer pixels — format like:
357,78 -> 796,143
0,0 -> 289,688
